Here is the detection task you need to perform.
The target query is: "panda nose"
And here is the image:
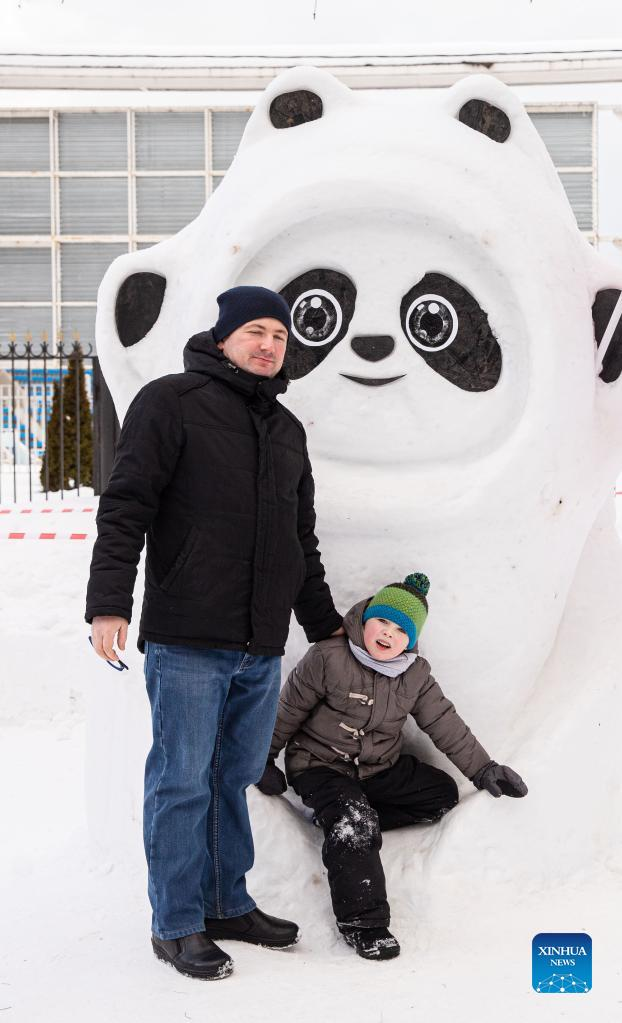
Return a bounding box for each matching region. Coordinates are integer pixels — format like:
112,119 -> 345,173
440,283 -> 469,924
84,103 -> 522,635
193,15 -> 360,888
350,335 -> 395,362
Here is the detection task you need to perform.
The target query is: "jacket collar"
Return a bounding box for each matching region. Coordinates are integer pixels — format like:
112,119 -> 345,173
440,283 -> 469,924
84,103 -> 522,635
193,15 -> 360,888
183,329 -> 288,404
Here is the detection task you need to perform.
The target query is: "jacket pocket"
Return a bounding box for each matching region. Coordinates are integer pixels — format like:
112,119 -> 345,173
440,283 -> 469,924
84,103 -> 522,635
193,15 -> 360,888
159,526 -> 200,592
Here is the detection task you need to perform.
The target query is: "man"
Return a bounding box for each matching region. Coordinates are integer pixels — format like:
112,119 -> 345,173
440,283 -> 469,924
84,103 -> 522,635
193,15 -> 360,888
86,286 -> 343,981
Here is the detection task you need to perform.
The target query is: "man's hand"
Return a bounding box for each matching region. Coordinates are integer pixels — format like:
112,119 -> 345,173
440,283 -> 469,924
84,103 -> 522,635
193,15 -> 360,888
472,760 -> 528,798
91,615 -> 129,663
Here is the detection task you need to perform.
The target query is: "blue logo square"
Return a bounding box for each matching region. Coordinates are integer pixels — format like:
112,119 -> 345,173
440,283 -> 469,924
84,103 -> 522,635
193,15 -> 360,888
532,933 -> 592,993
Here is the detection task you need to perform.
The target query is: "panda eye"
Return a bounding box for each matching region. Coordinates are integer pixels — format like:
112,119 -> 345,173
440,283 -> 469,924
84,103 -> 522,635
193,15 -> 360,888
404,294 -> 458,352
400,273 -> 502,392
291,288 -> 343,347
280,268 -> 357,380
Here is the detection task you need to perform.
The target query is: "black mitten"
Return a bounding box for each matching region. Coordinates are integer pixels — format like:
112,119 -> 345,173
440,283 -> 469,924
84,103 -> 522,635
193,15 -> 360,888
256,758 -> 287,796
472,760 -> 528,798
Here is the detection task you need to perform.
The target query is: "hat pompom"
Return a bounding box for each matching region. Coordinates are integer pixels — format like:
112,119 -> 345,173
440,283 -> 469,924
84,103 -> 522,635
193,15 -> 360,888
404,572 -> 430,597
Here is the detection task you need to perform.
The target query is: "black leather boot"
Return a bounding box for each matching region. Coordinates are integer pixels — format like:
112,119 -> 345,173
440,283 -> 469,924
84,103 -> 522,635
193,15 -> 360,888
203,907 -> 300,948
151,930 -> 233,980
339,925 -> 401,961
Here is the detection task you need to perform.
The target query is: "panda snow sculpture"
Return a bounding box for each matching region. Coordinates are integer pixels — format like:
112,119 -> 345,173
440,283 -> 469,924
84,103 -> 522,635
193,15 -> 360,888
93,69 -> 622,894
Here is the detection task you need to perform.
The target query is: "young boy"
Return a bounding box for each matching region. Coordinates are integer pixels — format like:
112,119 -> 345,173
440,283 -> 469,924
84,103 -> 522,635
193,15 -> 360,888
257,573 -> 527,961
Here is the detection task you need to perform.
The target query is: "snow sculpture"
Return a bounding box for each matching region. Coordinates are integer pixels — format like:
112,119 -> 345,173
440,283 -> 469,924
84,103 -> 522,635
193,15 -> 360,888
93,69 -> 622,898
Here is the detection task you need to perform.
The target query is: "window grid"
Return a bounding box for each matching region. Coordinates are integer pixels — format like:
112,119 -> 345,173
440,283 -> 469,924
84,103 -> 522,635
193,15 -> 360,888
127,110 -> 136,244
527,105 -> 597,241
206,109 -> 214,197
0,106 -> 252,349
0,103 -> 596,351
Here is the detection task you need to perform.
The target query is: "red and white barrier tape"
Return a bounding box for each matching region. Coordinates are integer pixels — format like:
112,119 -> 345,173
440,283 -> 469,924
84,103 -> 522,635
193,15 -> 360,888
6,532 -> 90,540
0,504 -> 96,539
0,507 -> 94,514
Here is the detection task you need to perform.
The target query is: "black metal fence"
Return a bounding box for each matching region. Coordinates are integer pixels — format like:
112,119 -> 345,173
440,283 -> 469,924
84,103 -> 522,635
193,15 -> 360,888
0,340 -> 119,505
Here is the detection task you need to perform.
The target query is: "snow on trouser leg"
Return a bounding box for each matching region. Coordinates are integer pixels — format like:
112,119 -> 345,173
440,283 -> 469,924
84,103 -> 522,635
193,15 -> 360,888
294,768 -> 390,928
322,796 -> 390,929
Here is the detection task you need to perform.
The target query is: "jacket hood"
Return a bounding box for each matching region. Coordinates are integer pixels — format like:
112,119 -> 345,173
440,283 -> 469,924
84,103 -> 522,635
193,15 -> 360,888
342,599 -> 371,649
343,598 -> 420,654
183,329 -> 288,402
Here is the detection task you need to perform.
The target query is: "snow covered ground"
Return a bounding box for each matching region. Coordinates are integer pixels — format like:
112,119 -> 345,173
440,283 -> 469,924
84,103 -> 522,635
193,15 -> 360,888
1,495 -> 622,1022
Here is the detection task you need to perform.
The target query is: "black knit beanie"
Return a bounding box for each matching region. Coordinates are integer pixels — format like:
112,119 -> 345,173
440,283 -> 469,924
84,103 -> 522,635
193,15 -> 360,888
213,286 -> 291,342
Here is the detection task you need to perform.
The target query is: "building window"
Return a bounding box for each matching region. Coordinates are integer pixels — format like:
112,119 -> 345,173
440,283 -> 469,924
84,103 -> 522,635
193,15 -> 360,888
0,108 -> 251,352
527,109 -> 595,234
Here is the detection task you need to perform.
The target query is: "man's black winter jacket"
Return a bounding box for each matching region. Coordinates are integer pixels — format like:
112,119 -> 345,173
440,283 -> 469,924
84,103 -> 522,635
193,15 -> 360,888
85,332 -> 342,655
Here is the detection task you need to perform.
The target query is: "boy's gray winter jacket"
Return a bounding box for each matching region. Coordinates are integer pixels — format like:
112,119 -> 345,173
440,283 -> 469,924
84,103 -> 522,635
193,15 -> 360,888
269,599 -> 491,782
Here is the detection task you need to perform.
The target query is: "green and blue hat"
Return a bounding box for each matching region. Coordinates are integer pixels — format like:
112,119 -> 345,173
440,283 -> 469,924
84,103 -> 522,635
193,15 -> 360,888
362,572 -> 430,651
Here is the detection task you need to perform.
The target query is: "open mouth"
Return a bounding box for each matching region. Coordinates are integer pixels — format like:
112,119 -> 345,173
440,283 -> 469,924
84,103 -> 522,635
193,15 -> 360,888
340,374 -> 405,387
376,639 -> 391,650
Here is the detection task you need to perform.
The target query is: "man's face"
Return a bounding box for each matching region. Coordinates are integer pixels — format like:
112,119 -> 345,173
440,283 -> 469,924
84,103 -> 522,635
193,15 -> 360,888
217,317 -> 288,377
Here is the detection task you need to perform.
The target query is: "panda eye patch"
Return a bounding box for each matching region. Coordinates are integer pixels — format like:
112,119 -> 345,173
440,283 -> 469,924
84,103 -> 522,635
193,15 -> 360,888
400,273 -> 502,392
281,269 -> 356,380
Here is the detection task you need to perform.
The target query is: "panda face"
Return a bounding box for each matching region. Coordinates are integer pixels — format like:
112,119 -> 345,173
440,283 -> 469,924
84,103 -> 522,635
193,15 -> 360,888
281,267 -> 501,393
237,208 -> 528,465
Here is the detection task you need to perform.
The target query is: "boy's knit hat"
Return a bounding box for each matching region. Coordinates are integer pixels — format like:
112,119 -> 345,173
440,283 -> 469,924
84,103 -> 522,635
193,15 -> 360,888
213,285 -> 291,342
362,573 -> 430,651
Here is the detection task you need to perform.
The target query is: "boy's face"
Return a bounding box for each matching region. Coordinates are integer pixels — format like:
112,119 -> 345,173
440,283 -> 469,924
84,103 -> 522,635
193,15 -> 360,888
363,616 -> 410,660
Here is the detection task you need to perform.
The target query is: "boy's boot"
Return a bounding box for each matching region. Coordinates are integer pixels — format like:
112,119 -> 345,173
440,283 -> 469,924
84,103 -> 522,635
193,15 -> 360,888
151,931 -> 233,980
339,925 -> 401,961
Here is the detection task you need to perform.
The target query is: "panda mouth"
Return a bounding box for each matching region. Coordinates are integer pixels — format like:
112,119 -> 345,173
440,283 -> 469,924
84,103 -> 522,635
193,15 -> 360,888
339,374 -> 406,387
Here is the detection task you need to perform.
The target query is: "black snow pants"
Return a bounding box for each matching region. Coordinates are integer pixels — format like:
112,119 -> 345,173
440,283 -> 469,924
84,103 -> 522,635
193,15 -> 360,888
291,754 -> 459,929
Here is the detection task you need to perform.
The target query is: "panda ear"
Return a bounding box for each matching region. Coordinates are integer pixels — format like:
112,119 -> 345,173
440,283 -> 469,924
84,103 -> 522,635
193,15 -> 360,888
593,289 -> 622,383
269,90 -> 323,130
239,66 -> 352,149
115,272 -> 166,348
458,98 -> 511,143
446,75 -> 516,143
446,74 -> 575,214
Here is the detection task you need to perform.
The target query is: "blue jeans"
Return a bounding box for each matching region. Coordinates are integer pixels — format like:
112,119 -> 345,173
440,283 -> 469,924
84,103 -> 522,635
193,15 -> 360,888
143,642 -> 282,940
